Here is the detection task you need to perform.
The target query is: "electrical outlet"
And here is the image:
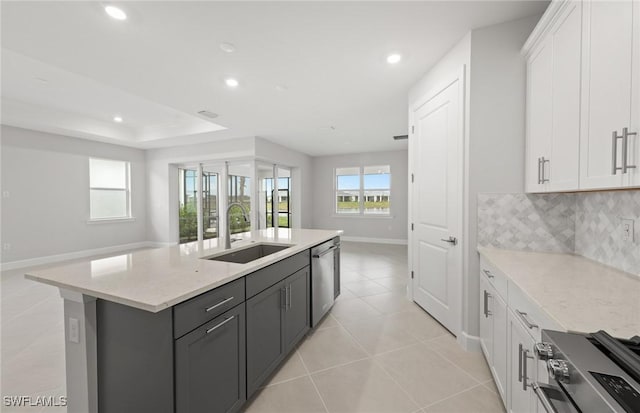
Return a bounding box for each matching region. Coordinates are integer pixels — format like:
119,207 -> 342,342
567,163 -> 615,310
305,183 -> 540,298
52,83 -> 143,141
621,218 -> 635,243
68,317 -> 80,343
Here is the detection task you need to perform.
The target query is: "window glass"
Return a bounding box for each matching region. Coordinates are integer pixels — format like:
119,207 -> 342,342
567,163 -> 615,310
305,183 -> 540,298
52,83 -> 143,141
335,165 -> 391,215
89,158 -> 130,220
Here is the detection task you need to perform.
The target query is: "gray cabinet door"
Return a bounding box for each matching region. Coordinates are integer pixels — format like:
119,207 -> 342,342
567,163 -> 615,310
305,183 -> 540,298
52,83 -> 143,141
284,267 -> 310,352
246,280 -> 285,397
175,305 -> 246,413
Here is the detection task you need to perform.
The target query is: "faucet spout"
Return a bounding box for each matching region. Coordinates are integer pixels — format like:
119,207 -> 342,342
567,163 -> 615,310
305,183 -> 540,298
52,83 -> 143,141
225,202 -> 250,249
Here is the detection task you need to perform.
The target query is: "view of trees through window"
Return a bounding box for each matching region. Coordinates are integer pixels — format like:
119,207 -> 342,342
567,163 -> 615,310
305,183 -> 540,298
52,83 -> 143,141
264,177 -> 291,228
178,169 -> 219,244
336,165 -> 390,214
228,174 -> 251,235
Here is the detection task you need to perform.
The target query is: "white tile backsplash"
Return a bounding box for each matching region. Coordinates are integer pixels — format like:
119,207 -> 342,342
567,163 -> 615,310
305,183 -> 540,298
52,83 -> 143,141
478,190 -> 640,275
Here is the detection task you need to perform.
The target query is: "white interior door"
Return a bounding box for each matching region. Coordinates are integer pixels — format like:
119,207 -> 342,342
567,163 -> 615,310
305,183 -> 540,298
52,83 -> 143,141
411,75 -> 462,336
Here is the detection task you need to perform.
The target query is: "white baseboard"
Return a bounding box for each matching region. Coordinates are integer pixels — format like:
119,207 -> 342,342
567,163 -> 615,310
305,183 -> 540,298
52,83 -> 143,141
340,236 -> 408,245
1,241 -> 164,272
458,331 -> 482,352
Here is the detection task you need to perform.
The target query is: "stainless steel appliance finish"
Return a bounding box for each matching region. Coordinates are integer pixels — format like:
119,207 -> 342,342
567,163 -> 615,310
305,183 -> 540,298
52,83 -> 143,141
311,239 -> 337,327
535,330 -> 640,413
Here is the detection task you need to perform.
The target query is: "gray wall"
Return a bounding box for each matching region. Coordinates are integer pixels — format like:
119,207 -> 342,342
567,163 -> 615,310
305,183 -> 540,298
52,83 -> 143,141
0,125 -> 147,263
310,150 -> 408,242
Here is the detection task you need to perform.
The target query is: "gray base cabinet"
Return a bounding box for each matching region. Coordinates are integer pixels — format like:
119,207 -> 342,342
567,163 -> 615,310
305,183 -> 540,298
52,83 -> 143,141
247,266 -> 310,397
95,245 -> 329,413
175,305 -> 246,413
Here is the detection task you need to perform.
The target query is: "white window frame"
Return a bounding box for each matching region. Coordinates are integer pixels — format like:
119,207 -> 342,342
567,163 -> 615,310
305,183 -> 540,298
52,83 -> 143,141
88,158 -> 133,222
334,165 -> 391,217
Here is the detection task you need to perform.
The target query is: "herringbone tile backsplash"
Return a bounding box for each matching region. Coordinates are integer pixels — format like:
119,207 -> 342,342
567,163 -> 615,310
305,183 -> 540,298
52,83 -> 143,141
478,190 -> 640,275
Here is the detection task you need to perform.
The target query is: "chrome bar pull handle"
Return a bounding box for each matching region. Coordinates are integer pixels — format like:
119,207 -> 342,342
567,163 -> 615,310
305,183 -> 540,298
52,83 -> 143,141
482,269 -> 494,279
206,316 -> 234,335
612,130 -> 624,175
523,348 -> 534,390
540,157 -> 550,183
205,296 -> 235,312
537,157 -> 542,184
483,290 -> 491,318
516,310 -> 539,329
622,127 -> 637,173
518,343 -> 524,382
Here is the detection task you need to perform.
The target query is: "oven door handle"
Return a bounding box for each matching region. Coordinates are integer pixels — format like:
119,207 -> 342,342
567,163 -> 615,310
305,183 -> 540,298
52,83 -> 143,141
533,383 -> 557,413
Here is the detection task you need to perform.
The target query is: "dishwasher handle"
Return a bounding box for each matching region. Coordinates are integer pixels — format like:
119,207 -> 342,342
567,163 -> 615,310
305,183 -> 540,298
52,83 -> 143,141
313,245 -> 337,258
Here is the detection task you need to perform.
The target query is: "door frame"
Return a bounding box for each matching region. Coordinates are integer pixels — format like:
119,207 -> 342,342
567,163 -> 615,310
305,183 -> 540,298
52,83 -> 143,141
407,65 -> 466,339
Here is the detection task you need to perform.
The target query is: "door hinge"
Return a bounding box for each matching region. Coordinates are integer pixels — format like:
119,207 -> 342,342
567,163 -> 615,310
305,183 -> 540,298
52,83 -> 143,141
411,173 -> 414,183
411,125 -> 415,134
411,223 -> 414,231
411,271 -> 414,279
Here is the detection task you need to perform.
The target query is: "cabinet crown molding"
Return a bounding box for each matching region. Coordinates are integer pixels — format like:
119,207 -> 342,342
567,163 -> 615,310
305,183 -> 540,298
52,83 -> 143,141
522,0 -> 577,57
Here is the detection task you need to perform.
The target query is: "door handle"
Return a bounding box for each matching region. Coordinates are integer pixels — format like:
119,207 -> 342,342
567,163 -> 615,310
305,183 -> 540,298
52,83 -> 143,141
516,310 -> 539,329
440,236 -> 457,245
533,384 -> 559,413
482,269 -> 494,279
622,127 -> 637,174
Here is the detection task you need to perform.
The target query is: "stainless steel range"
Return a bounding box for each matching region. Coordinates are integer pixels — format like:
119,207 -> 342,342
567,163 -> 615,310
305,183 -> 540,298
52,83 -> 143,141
534,330 -> 640,413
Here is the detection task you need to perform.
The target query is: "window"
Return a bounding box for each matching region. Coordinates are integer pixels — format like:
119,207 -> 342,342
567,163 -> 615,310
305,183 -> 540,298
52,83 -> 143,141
335,165 -> 390,215
89,158 -> 131,220
178,168 -> 219,244
264,177 -> 291,228
228,174 -> 251,234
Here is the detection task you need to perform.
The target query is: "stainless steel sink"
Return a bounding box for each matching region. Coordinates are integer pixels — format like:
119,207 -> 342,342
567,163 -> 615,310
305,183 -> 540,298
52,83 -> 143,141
205,243 -> 292,264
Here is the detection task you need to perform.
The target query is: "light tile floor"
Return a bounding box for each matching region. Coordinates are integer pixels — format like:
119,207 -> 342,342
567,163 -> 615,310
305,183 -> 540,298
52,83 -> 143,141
1,242 -> 504,413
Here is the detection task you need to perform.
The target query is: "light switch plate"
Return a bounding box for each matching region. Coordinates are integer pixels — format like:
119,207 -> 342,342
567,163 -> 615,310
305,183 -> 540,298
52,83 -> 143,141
621,218 -> 635,243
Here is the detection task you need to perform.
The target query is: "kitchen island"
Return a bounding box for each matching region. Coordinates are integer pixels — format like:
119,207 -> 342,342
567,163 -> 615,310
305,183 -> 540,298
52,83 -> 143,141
25,228 -> 342,413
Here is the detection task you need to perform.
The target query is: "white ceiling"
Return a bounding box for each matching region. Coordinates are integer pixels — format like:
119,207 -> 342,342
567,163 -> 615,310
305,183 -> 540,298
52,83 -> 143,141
1,1 -> 548,156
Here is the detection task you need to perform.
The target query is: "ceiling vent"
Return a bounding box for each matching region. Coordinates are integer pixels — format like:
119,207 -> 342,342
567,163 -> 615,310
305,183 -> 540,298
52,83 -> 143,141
197,110 -> 219,119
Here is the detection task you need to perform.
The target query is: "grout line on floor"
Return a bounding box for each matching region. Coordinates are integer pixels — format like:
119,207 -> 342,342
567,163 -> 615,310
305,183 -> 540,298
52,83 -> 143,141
297,346 -> 330,413
421,382 -> 488,410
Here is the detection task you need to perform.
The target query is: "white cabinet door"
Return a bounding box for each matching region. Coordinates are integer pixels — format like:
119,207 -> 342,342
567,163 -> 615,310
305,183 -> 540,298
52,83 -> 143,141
627,0 -> 640,187
508,310 -> 536,413
479,275 -> 494,364
579,0 -> 635,189
525,38 -> 553,193
493,291 -> 508,406
548,1 -> 582,192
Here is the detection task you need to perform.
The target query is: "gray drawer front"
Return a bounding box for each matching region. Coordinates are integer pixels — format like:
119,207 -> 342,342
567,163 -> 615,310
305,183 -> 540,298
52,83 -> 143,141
174,278 -> 245,338
245,250 -> 310,298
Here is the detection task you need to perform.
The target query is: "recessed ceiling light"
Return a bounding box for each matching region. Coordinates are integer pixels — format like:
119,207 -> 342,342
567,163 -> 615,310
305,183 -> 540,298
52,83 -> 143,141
34,77 -> 48,83
220,42 -> 236,53
275,85 -> 288,92
105,5 -> 127,21
386,54 -> 402,64
113,116 -> 123,123
197,110 -> 219,119
225,78 -> 239,88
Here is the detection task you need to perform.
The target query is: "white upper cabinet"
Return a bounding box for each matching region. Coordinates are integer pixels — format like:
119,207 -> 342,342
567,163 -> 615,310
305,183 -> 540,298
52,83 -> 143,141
580,0 -> 640,189
524,1 -> 582,193
524,0 -> 640,192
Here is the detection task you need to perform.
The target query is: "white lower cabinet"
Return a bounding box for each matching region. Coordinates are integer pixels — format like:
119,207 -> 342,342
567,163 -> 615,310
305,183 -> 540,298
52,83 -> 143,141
508,310 -> 537,413
479,274 -> 508,404
479,254 -> 564,413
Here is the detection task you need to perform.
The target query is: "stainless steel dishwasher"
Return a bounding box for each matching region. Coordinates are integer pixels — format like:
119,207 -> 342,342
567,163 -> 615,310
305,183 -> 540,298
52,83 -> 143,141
311,239 -> 337,327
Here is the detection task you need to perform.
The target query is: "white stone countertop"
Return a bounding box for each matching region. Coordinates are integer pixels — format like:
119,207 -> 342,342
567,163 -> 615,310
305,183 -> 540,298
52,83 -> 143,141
478,247 -> 640,338
25,229 -> 342,313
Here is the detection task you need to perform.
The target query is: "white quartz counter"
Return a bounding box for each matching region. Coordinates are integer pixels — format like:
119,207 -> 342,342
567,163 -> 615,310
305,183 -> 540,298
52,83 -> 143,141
25,229 -> 341,313
478,247 -> 640,337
